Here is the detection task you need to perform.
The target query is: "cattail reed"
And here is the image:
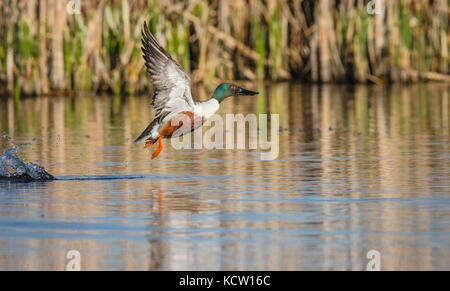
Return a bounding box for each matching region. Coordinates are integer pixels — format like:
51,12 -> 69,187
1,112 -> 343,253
0,0 -> 449,96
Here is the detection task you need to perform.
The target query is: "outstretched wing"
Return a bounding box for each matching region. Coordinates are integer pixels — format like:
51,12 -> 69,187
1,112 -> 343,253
141,21 -> 194,121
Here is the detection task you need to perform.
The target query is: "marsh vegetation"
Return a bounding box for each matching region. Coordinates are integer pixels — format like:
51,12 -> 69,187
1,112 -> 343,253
0,0 -> 449,96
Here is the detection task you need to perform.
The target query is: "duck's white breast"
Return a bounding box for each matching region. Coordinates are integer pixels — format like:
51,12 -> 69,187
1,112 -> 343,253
194,99 -> 220,120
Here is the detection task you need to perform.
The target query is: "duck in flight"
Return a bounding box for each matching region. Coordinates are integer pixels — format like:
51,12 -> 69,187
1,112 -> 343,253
135,22 -> 259,159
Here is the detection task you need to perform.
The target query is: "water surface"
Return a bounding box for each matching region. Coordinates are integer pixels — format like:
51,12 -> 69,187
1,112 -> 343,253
0,83 -> 449,270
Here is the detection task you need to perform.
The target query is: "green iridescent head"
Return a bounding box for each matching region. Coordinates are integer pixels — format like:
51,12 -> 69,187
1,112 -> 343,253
212,83 -> 258,103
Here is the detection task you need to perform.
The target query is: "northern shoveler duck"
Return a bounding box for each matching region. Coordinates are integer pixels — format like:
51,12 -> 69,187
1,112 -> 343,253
134,22 -> 259,159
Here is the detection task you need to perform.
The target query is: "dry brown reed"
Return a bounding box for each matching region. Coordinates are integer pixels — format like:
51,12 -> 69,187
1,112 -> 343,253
0,0 -> 449,96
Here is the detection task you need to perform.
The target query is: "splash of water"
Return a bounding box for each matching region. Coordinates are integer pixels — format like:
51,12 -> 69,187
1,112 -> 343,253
0,144 -> 55,182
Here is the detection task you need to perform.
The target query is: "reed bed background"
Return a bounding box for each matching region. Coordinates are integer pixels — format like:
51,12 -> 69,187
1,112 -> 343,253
0,0 -> 449,96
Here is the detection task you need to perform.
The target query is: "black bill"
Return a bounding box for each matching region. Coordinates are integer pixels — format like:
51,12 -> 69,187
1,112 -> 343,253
237,87 -> 259,96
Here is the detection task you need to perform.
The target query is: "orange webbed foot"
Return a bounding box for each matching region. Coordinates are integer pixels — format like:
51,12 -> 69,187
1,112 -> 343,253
152,136 -> 163,159
144,140 -> 155,148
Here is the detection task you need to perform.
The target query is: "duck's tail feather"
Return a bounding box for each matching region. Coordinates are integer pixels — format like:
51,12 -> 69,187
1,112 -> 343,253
134,119 -> 160,144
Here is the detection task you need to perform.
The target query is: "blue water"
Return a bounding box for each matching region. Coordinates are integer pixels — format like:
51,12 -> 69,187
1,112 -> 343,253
0,83 -> 449,270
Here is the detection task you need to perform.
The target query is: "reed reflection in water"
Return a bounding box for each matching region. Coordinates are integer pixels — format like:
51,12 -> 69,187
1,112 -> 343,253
0,83 -> 449,270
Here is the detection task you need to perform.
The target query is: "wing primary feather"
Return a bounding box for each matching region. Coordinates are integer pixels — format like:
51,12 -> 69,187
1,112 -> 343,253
140,21 -> 195,122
